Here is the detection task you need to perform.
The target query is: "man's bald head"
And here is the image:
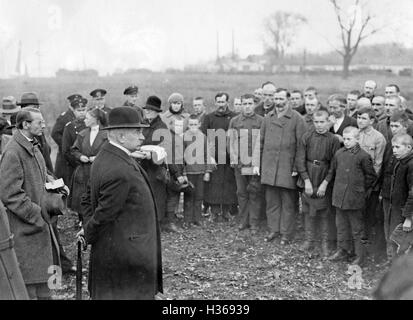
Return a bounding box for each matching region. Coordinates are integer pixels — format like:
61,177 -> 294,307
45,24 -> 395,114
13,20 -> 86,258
357,97 -> 372,109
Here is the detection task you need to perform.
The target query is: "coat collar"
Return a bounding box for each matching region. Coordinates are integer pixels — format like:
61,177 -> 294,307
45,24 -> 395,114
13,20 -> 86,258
102,142 -> 139,170
13,130 -> 38,156
399,151 -> 413,165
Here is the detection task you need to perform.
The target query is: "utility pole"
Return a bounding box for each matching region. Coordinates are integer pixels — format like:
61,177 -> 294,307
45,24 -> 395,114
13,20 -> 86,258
15,40 -> 22,75
216,31 -> 220,63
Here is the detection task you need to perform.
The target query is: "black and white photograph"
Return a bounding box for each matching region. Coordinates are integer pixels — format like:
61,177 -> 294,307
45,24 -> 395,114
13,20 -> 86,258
1,0 -> 413,305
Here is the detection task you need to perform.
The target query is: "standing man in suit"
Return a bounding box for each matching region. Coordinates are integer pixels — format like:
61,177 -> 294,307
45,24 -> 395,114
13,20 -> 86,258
78,106 -> 163,300
329,94 -> 358,143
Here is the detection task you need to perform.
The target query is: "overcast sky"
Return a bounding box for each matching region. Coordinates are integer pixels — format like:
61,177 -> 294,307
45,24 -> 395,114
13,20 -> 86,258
0,0 -> 411,76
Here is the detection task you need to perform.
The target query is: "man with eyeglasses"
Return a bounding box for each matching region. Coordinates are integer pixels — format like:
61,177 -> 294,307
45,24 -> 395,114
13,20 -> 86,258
0,108 -> 55,299
17,92 -> 53,173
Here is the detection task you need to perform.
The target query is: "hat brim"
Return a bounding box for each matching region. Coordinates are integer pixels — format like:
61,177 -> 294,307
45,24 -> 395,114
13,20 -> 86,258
101,124 -> 149,130
17,102 -> 42,106
143,105 -> 162,112
0,108 -> 21,114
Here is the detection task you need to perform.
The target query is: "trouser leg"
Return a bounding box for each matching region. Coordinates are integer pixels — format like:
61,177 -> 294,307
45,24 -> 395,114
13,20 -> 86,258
52,220 -> 73,271
248,178 -> 262,230
234,169 -> 250,227
373,199 -> 387,260
166,189 -> 180,223
349,210 -> 365,261
336,208 -> 352,252
280,188 -> 297,239
265,186 -> 281,234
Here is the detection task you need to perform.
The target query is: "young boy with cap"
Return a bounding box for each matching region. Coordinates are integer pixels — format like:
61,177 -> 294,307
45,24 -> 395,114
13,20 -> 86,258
329,127 -> 377,266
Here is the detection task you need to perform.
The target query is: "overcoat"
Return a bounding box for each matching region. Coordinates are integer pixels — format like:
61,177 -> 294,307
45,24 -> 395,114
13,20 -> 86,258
259,107 -> 307,189
331,145 -> 377,210
389,152 -> 413,221
70,127 -> 107,214
51,109 -> 75,183
82,142 -> 163,300
201,109 -> 238,205
141,115 -> 169,219
62,119 -> 86,196
0,130 -> 54,284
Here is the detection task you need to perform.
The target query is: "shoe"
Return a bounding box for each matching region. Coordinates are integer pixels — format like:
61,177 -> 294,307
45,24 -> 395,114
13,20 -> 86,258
350,256 -> 365,267
300,241 -> 313,251
328,249 -> 349,262
280,237 -> 289,246
238,224 -> 249,231
265,232 -> 280,242
250,228 -> 259,236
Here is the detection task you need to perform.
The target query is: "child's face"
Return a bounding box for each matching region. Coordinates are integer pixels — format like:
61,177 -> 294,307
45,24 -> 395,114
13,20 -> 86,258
390,121 -> 407,136
357,113 -> 373,130
392,142 -> 412,160
187,119 -> 200,133
313,114 -> 329,134
343,132 -> 358,149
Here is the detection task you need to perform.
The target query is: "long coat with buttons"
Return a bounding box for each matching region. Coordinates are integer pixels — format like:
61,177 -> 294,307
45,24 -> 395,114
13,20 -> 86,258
82,142 -> 163,300
201,108 -> 238,205
331,145 -> 377,210
259,107 -> 307,189
0,130 -> 54,285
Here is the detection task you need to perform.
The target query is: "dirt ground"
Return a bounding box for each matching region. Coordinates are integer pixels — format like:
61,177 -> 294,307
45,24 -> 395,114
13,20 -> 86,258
53,209 -> 388,300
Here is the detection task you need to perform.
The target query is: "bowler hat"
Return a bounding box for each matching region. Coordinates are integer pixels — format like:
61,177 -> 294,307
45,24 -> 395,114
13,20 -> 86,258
0,96 -> 21,114
143,96 -> 162,113
102,106 -> 149,130
90,89 -> 107,98
124,86 -> 139,96
17,92 -> 42,107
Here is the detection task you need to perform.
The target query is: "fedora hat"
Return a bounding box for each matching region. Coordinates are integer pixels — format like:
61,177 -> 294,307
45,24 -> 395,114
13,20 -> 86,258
143,96 -> 162,113
102,106 -> 149,130
90,89 -> 107,98
0,96 -> 21,114
17,92 -> 42,107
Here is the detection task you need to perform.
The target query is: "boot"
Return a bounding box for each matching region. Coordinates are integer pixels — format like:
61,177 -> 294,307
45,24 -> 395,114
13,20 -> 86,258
351,241 -> 366,266
328,248 -> 349,261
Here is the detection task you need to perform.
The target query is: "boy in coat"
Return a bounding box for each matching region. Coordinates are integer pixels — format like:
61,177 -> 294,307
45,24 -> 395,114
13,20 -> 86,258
297,109 -> 341,257
386,134 -> 413,260
329,127 -> 377,266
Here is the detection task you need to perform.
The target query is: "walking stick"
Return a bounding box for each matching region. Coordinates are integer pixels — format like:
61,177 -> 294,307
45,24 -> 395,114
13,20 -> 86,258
76,240 -> 82,300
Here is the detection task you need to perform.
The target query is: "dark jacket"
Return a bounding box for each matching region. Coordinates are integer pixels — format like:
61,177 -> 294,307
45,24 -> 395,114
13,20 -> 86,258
51,109 -> 75,181
38,134 -> 54,174
330,116 -> 358,137
70,127 -> 107,214
389,152 -> 413,220
331,144 -> 377,210
259,107 -> 308,189
201,108 -> 238,205
82,142 -> 162,300
0,130 -> 54,284
62,119 -> 86,185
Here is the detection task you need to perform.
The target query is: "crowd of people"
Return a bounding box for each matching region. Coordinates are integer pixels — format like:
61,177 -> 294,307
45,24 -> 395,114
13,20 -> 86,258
0,79 -> 413,300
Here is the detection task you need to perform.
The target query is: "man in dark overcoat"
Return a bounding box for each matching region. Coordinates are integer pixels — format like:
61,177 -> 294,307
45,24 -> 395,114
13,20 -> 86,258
201,92 -> 238,221
79,106 -> 163,300
0,108 -> 55,299
258,88 -> 307,244
51,94 -> 81,184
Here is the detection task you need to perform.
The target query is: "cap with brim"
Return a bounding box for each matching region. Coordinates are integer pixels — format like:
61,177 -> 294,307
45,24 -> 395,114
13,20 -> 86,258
90,89 -> 107,98
102,106 -> 149,130
0,97 -> 21,114
17,92 -> 42,106
124,86 -> 139,95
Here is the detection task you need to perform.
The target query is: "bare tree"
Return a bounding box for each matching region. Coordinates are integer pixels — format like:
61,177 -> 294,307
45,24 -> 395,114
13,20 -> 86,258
330,0 -> 383,78
264,11 -> 307,64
